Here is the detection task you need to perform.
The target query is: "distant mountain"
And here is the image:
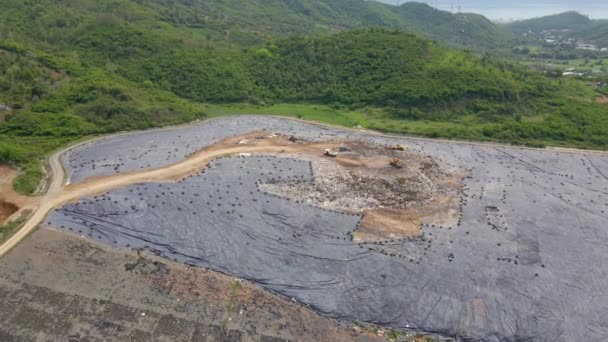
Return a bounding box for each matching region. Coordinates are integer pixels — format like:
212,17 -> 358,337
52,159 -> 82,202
575,21 -> 608,46
373,1 -> 608,20
505,11 -> 592,34
394,2 -> 512,49
134,0 -> 512,50
505,11 -> 608,46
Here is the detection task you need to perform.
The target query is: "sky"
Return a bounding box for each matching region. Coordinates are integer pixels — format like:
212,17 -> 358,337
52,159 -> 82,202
375,0 -> 608,20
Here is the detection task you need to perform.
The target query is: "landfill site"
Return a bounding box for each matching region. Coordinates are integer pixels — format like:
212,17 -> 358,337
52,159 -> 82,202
1,115 -> 608,341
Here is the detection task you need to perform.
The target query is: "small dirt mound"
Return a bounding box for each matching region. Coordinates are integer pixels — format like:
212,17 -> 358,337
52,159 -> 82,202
125,256 -> 169,276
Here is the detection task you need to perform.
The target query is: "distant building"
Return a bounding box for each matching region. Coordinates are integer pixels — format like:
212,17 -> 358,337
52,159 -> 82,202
577,43 -> 598,51
562,72 -> 584,77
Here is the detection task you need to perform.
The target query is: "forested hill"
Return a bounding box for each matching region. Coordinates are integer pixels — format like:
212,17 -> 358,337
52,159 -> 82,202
504,11 -> 592,34
2,25 -> 604,146
0,0 -> 607,194
151,0 -> 514,49
0,0 -> 511,50
505,11 -> 608,46
394,2 -> 511,49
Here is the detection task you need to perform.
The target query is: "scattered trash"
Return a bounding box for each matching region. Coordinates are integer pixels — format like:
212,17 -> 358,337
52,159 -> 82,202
324,149 -> 338,157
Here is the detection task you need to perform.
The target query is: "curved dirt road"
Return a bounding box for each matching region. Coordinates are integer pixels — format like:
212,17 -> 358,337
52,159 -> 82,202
0,134 -> 335,257
2,114 -> 608,258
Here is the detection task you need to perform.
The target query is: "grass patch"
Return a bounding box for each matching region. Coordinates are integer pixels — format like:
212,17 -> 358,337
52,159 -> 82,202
221,279 -> 241,328
13,162 -> 44,195
387,329 -> 401,339
205,103 -> 358,128
0,136 -> 75,196
0,209 -> 31,244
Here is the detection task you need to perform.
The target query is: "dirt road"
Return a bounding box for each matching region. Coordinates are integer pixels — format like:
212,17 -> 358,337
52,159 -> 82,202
2,114 -> 607,257
0,133 -> 335,257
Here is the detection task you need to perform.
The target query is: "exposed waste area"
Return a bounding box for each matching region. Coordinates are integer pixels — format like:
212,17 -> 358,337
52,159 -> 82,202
260,142 -> 451,213
50,116 -> 608,341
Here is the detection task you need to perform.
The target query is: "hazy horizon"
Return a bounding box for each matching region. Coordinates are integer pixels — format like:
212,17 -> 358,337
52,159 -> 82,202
375,0 -> 608,20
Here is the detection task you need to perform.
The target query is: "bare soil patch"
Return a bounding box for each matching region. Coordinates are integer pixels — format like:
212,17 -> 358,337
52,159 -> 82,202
0,201 -> 18,225
261,141 -> 464,241
357,208 -> 421,240
0,166 -> 37,224
597,96 -> 608,104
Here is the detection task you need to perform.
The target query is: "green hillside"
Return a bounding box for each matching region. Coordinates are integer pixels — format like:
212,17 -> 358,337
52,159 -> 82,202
246,30 -> 531,108
0,0 -> 606,194
0,0 -> 511,50
141,0 -> 513,49
505,11 -> 592,34
396,2 -> 511,49
576,21 -> 608,46
505,12 -> 608,47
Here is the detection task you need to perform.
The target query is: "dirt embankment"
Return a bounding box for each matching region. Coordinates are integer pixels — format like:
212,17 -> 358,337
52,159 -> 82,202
0,202 -> 18,225
0,166 -> 37,225
0,227 -> 382,342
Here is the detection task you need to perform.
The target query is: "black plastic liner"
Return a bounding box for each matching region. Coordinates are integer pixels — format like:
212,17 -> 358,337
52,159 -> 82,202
49,116 -> 608,341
